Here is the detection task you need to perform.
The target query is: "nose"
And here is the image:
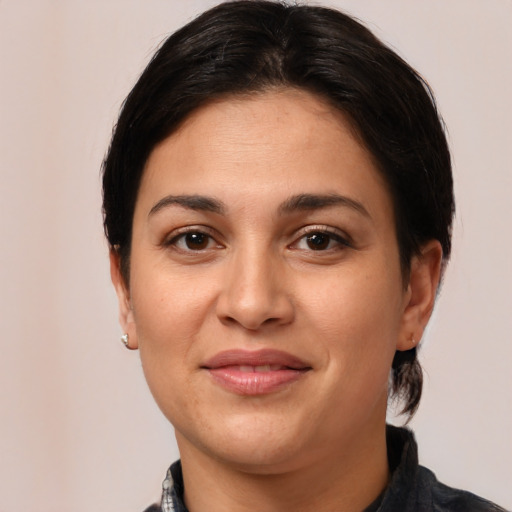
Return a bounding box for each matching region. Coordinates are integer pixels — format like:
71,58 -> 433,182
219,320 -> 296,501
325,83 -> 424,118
215,248 -> 295,331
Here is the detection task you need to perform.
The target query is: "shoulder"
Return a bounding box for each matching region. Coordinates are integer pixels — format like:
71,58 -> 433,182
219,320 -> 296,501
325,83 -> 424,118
381,427 -> 507,512
418,466 -> 508,512
142,505 -> 161,512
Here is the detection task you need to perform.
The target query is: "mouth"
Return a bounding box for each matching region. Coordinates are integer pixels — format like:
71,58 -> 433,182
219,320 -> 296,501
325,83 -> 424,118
201,349 -> 312,396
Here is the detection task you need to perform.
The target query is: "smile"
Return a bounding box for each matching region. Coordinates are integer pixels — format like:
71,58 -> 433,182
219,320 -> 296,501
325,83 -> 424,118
202,349 -> 312,395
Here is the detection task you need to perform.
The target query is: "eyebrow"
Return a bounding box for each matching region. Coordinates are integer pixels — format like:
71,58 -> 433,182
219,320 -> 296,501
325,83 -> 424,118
148,192 -> 370,219
148,194 -> 226,217
278,193 -> 371,218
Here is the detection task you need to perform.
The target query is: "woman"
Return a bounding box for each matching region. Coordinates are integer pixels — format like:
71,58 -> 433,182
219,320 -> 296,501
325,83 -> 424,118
102,1 -> 506,511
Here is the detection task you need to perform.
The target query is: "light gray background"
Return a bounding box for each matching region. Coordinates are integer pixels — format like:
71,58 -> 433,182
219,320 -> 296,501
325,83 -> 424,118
1,1 -> 511,511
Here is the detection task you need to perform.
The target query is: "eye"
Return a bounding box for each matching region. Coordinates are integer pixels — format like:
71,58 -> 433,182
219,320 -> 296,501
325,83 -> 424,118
292,229 -> 351,251
168,230 -> 219,251
304,232 -> 332,250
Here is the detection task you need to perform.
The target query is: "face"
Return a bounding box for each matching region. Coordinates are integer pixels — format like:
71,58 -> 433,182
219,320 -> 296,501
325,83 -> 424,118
112,89 -> 437,474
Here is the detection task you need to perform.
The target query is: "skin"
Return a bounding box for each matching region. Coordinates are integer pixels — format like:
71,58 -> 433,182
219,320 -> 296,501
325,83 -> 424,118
111,89 -> 442,512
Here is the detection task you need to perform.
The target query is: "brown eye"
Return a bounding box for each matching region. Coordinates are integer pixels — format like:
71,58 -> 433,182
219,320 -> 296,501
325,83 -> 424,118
305,233 -> 331,250
292,229 -> 351,252
168,230 -> 218,251
183,232 -> 209,250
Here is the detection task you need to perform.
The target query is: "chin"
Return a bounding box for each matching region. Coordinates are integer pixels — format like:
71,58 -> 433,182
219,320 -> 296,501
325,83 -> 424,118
212,440 -> 307,474
177,411 -> 314,473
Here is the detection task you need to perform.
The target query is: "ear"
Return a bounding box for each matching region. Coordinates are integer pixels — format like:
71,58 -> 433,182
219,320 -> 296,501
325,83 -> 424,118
110,250 -> 138,350
397,240 -> 443,351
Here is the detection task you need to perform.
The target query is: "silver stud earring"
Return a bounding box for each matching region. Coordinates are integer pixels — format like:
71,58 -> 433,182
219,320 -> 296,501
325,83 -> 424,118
121,333 -> 129,348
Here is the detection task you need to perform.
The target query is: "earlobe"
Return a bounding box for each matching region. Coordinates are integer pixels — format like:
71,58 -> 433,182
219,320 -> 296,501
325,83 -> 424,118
110,250 -> 138,350
397,240 -> 443,351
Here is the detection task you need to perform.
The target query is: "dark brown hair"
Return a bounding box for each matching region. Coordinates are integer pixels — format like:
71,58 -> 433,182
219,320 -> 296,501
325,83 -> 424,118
102,0 -> 454,417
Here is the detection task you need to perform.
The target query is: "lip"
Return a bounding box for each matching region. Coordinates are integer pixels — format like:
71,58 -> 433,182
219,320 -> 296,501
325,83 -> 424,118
202,349 -> 312,396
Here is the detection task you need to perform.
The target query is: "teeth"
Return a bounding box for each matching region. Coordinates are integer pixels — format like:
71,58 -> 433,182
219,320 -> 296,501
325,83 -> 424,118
237,365 -> 283,372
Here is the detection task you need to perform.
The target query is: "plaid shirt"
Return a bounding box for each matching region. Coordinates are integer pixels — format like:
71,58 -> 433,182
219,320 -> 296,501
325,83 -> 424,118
144,426 -> 506,512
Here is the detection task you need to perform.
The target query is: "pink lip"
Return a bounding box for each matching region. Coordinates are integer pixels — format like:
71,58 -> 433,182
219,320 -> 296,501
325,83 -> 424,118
202,349 -> 311,396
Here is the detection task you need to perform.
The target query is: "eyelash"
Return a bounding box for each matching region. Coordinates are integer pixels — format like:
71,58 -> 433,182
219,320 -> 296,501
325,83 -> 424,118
290,226 -> 352,252
163,226 -> 352,253
164,227 -> 222,252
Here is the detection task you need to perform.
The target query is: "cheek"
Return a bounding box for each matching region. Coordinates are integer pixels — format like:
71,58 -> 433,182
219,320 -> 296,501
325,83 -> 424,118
132,287 -> 198,423
132,263 -> 214,344
305,278 -> 402,428
301,264 -> 403,375
129,260 -> 227,392
129,271 -> 203,385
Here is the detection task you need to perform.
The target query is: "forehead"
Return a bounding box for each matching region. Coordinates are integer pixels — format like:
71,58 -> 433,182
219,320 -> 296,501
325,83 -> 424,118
136,89 -> 391,221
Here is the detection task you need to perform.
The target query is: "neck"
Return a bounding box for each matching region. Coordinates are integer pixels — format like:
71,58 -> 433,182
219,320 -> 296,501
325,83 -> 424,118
177,421 -> 389,512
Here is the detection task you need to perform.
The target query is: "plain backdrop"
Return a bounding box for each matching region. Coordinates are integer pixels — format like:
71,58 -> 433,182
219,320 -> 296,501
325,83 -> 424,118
0,1 -> 511,511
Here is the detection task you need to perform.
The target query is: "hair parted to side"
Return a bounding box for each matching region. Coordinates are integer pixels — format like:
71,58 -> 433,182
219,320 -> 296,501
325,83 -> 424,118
102,0 -> 454,418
